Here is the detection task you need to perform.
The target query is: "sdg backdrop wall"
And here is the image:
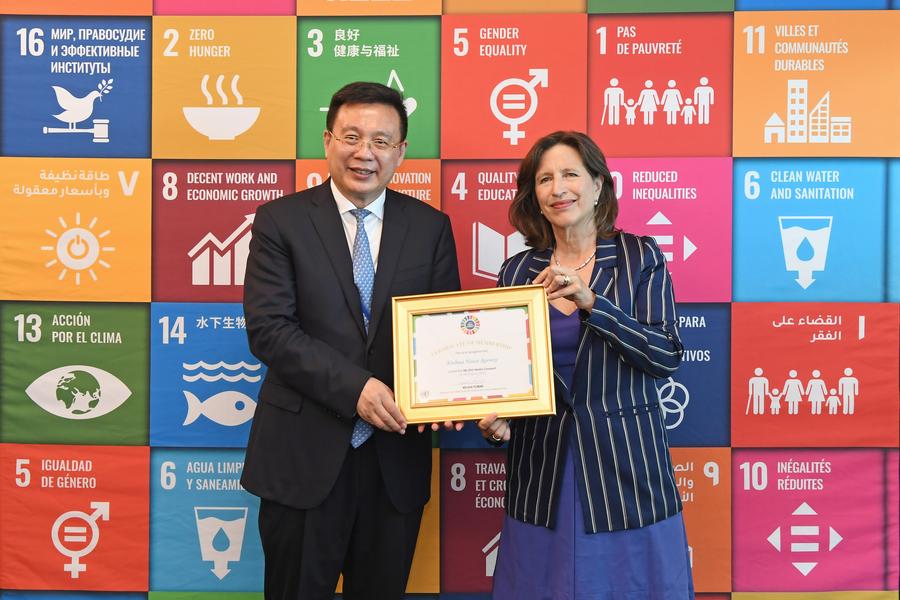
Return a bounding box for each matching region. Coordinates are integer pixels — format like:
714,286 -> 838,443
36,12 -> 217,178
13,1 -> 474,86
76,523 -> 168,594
0,0 -> 898,598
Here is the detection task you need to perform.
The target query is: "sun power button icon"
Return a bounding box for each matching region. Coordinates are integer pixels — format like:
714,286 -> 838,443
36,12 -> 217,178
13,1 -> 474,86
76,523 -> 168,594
51,501 -> 110,578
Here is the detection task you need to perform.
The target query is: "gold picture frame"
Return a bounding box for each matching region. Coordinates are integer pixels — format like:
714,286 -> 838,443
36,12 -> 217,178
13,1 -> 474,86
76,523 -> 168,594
392,285 -> 556,424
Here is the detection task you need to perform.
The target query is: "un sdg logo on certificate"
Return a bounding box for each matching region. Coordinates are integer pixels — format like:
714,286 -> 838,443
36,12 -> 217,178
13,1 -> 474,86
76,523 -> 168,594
460,314 -> 481,335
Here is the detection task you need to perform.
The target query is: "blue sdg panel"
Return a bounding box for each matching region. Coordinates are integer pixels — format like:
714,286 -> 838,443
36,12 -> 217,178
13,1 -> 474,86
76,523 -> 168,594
151,303 -> 264,448
889,160 -> 900,302
150,448 -> 263,592
1,16 -> 150,157
733,158 -> 887,302
662,303 -> 731,447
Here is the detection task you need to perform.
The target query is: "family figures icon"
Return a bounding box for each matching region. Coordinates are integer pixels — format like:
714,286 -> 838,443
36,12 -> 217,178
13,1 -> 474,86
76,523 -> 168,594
601,76 -> 714,127
746,367 -> 859,416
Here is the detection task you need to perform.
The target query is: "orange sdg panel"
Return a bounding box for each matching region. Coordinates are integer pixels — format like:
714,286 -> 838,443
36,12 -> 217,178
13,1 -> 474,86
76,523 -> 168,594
733,11 -> 900,157
0,0 -> 150,14
671,447 -> 732,593
296,159 -> 441,211
0,158 -> 151,302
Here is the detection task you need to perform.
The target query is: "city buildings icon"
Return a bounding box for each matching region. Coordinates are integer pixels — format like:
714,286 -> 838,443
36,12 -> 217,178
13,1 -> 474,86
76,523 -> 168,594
188,215 -> 254,286
764,80 -> 851,144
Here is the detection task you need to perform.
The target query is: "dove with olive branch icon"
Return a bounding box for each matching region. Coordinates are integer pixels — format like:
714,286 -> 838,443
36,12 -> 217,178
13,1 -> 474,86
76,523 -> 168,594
50,79 -> 113,129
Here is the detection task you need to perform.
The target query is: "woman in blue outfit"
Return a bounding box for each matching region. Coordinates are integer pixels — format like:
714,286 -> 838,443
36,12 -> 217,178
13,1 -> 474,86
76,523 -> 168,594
478,131 -> 694,600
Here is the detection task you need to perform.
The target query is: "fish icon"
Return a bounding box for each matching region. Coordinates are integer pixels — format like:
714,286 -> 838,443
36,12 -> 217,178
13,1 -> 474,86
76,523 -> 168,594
183,390 -> 257,427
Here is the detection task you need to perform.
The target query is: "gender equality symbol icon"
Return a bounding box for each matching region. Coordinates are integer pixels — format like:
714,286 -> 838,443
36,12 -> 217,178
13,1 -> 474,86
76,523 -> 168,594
489,68 -> 548,145
51,501 -> 110,578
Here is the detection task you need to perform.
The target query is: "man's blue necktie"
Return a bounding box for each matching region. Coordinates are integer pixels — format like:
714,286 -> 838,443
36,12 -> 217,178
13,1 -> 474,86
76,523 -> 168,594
350,208 -> 374,448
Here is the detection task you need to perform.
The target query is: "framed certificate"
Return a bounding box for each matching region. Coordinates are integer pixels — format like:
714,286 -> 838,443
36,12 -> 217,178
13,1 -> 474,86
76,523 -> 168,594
392,285 -> 556,423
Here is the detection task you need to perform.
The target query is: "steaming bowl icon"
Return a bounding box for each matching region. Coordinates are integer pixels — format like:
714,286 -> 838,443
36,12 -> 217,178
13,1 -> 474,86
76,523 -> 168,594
183,106 -> 260,140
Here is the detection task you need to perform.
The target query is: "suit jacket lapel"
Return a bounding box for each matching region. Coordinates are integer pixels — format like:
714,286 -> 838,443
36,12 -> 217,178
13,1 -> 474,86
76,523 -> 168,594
309,181 -> 367,339
367,190 -> 409,346
588,234 -> 619,300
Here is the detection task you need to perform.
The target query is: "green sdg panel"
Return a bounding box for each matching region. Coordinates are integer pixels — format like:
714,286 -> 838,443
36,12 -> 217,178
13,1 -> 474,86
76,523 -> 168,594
297,17 -> 439,159
0,302 -> 149,445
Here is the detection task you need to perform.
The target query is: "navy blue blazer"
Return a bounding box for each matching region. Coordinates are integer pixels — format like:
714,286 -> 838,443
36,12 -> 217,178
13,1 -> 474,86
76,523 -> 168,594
497,232 -> 684,533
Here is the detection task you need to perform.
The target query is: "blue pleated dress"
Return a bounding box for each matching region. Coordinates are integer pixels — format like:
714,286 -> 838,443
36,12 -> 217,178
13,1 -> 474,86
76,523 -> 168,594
491,306 -> 695,600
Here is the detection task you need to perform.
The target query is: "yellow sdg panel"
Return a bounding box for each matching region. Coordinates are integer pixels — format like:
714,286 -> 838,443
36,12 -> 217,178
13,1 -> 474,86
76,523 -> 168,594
335,448 -> 440,593
0,158 -> 151,302
152,16 -> 297,159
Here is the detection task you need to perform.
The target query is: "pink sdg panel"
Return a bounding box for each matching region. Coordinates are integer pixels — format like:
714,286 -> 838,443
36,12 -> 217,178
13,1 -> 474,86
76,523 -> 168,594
609,157 -> 732,302
733,449 -> 886,592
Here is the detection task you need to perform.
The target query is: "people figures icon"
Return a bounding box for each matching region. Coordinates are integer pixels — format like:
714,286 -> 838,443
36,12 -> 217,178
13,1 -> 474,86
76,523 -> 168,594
661,80 -> 683,125
768,388 -> 782,415
693,76 -> 714,125
637,80 -> 660,125
600,76 -> 713,127
838,367 -> 858,415
601,78 -> 625,126
624,99 -> 637,125
680,98 -> 695,125
805,369 -> 827,415
747,367 -> 769,415
782,370 -> 804,415
747,367 -> 859,417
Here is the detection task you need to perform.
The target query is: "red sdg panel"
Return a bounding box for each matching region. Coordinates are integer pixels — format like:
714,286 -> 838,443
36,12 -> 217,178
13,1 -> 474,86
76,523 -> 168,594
731,303 -> 899,448
442,14 -> 587,159
588,14 -> 732,157
441,160 -> 523,291
0,444 -> 149,591
441,449 -> 507,593
152,161 -> 294,301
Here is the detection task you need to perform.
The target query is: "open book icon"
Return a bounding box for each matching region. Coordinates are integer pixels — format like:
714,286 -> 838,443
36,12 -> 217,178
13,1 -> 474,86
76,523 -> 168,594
472,223 -> 529,280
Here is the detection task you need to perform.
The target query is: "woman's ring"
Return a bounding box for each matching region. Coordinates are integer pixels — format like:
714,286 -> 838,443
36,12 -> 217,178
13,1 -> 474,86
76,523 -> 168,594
562,275 -> 571,286
491,432 -> 502,442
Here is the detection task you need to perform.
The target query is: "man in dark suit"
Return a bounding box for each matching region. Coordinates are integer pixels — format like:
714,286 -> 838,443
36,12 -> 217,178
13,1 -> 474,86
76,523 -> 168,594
241,82 -> 460,600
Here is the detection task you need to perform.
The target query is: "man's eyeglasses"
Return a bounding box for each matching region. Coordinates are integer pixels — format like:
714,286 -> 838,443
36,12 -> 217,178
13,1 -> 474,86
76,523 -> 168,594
328,131 -> 403,153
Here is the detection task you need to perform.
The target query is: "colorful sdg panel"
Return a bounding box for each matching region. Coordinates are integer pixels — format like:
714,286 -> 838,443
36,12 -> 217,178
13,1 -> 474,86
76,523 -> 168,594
151,160 -> 293,302
1,16 -> 151,157
733,159 -> 887,301
155,0 -> 296,14
662,303 -> 730,448
297,17 -> 439,159
0,444 -> 149,591
150,448 -> 263,592
732,449 -> 893,592
297,0 -> 440,15
0,157 -> 151,302
731,303 -> 899,448
296,158 -> 440,211
889,160 -> 899,302
589,0 -> 733,11
0,302 -> 148,445
441,160 -> 522,292
150,302 -> 264,448
588,13 -> 732,157
611,157 -> 732,302
441,13 -> 587,159
671,447 -> 731,593
152,16 -> 296,159
733,10 -> 900,157
440,449 -> 507,594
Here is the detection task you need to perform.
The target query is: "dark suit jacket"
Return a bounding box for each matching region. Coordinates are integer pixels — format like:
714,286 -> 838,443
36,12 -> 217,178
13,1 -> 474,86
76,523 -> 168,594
241,181 -> 460,513
497,233 -> 684,533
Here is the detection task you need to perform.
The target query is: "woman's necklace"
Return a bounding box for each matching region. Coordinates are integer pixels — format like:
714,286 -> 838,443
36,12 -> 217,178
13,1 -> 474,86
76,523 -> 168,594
554,249 -> 596,272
